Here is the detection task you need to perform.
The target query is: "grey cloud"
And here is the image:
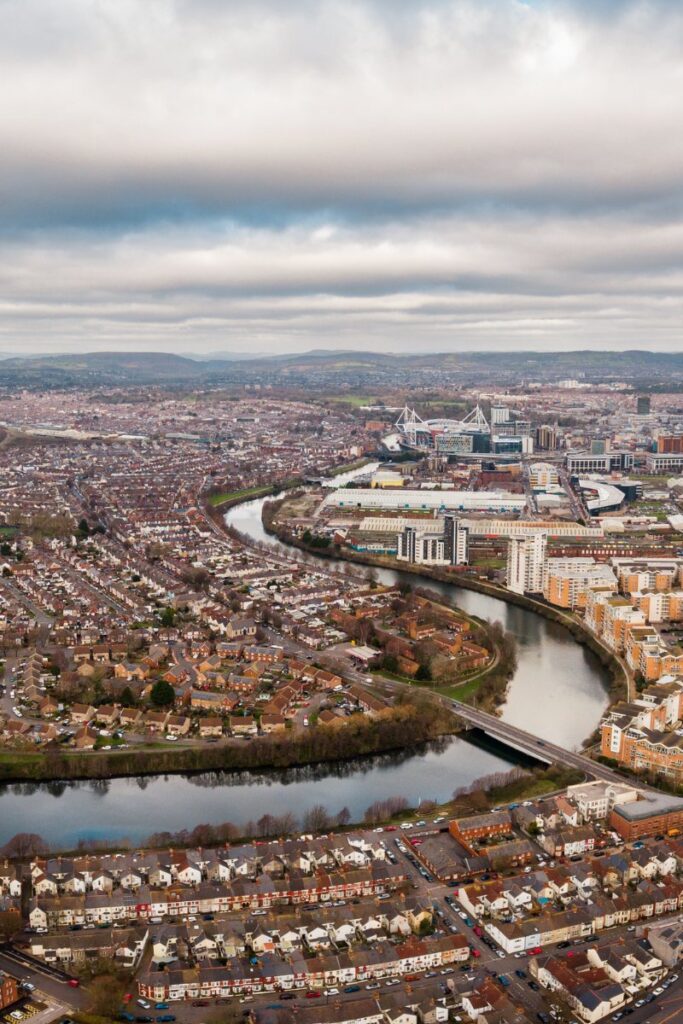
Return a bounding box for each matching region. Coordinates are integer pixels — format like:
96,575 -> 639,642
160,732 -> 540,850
0,0 -> 681,353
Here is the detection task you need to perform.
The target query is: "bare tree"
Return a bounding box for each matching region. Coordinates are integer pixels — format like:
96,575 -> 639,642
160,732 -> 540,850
336,806 -> 352,827
303,804 -> 331,832
1,833 -> 49,858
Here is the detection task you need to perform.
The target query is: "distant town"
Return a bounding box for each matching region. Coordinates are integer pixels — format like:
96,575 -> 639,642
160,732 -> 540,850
4,356 -> 683,1024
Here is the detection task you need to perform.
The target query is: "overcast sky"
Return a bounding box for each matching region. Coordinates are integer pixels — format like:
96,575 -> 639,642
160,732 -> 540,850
1,0 -> 682,357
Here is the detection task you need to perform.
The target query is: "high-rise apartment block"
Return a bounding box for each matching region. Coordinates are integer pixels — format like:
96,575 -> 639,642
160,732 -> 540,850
506,534 -> 547,595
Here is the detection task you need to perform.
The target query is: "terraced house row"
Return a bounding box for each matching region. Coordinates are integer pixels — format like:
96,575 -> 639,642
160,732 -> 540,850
456,833 -> 683,955
27,838 -> 405,931
138,932 -> 469,1001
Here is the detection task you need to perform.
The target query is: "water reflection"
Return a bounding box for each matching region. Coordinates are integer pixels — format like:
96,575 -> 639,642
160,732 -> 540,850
226,486 -> 610,750
0,465 -> 612,847
0,734 -> 515,846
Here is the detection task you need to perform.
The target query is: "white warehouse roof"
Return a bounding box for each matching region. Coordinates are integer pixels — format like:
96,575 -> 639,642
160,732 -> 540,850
322,487 -> 526,513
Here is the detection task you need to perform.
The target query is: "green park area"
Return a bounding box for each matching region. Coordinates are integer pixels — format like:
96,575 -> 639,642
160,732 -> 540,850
207,485 -> 273,507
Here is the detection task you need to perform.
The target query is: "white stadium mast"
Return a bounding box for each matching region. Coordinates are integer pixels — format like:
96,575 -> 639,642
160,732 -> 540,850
394,405 -> 428,448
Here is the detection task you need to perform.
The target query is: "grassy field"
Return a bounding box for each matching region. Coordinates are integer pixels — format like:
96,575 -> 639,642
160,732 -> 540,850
326,395 -> 379,407
470,554 -> 506,570
438,676 -> 489,702
207,485 -> 273,507
0,750 -> 42,768
375,656 -> 497,706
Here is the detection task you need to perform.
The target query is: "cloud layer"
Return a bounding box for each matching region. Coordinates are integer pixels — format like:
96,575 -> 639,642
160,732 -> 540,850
1,0 -> 682,354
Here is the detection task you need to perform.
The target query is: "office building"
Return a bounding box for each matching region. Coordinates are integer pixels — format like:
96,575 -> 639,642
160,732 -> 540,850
636,395 -> 651,415
566,451 -> 633,474
435,432 -> 474,455
490,405 -> 510,425
646,453 -> 683,473
656,435 -> 683,454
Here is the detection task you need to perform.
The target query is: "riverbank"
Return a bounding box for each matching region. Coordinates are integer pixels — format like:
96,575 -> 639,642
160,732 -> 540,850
263,508 -> 627,711
326,456 -> 373,477
0,469 -> 615,847
0,694 -> 455,783
0,761 -> 585,857
207,483 -> 276,508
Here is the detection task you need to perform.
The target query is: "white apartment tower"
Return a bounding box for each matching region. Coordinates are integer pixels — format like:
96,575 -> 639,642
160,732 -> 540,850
506,533 -> 547,595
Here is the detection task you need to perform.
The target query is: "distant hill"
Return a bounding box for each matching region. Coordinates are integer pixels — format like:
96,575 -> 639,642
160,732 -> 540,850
1,347 -> 683,388
0,351 -> 214,378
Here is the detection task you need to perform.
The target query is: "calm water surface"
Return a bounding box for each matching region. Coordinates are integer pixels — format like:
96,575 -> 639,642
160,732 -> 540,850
0,464 -> 610,845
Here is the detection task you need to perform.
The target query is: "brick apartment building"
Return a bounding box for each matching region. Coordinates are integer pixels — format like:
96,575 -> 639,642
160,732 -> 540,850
0,972 -> 18,1012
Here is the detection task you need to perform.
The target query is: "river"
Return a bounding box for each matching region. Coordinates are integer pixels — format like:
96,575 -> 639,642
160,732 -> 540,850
0,464 -> 610,847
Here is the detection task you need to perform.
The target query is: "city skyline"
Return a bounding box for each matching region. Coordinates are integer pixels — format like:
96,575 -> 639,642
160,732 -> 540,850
1,0 -> 682,355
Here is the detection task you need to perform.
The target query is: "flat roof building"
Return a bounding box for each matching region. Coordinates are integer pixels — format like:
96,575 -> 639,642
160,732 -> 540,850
322,488 -> 526,514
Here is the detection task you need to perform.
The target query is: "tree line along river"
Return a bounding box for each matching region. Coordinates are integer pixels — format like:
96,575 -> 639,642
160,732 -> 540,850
0,465 -> 611,847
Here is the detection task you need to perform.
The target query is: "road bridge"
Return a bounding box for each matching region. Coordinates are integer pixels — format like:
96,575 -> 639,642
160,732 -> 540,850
449,699 -> 658,792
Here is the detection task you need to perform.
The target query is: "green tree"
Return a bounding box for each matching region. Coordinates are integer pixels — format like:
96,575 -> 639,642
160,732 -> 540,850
160,607 -> 176,627
150,680 -> 175,707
